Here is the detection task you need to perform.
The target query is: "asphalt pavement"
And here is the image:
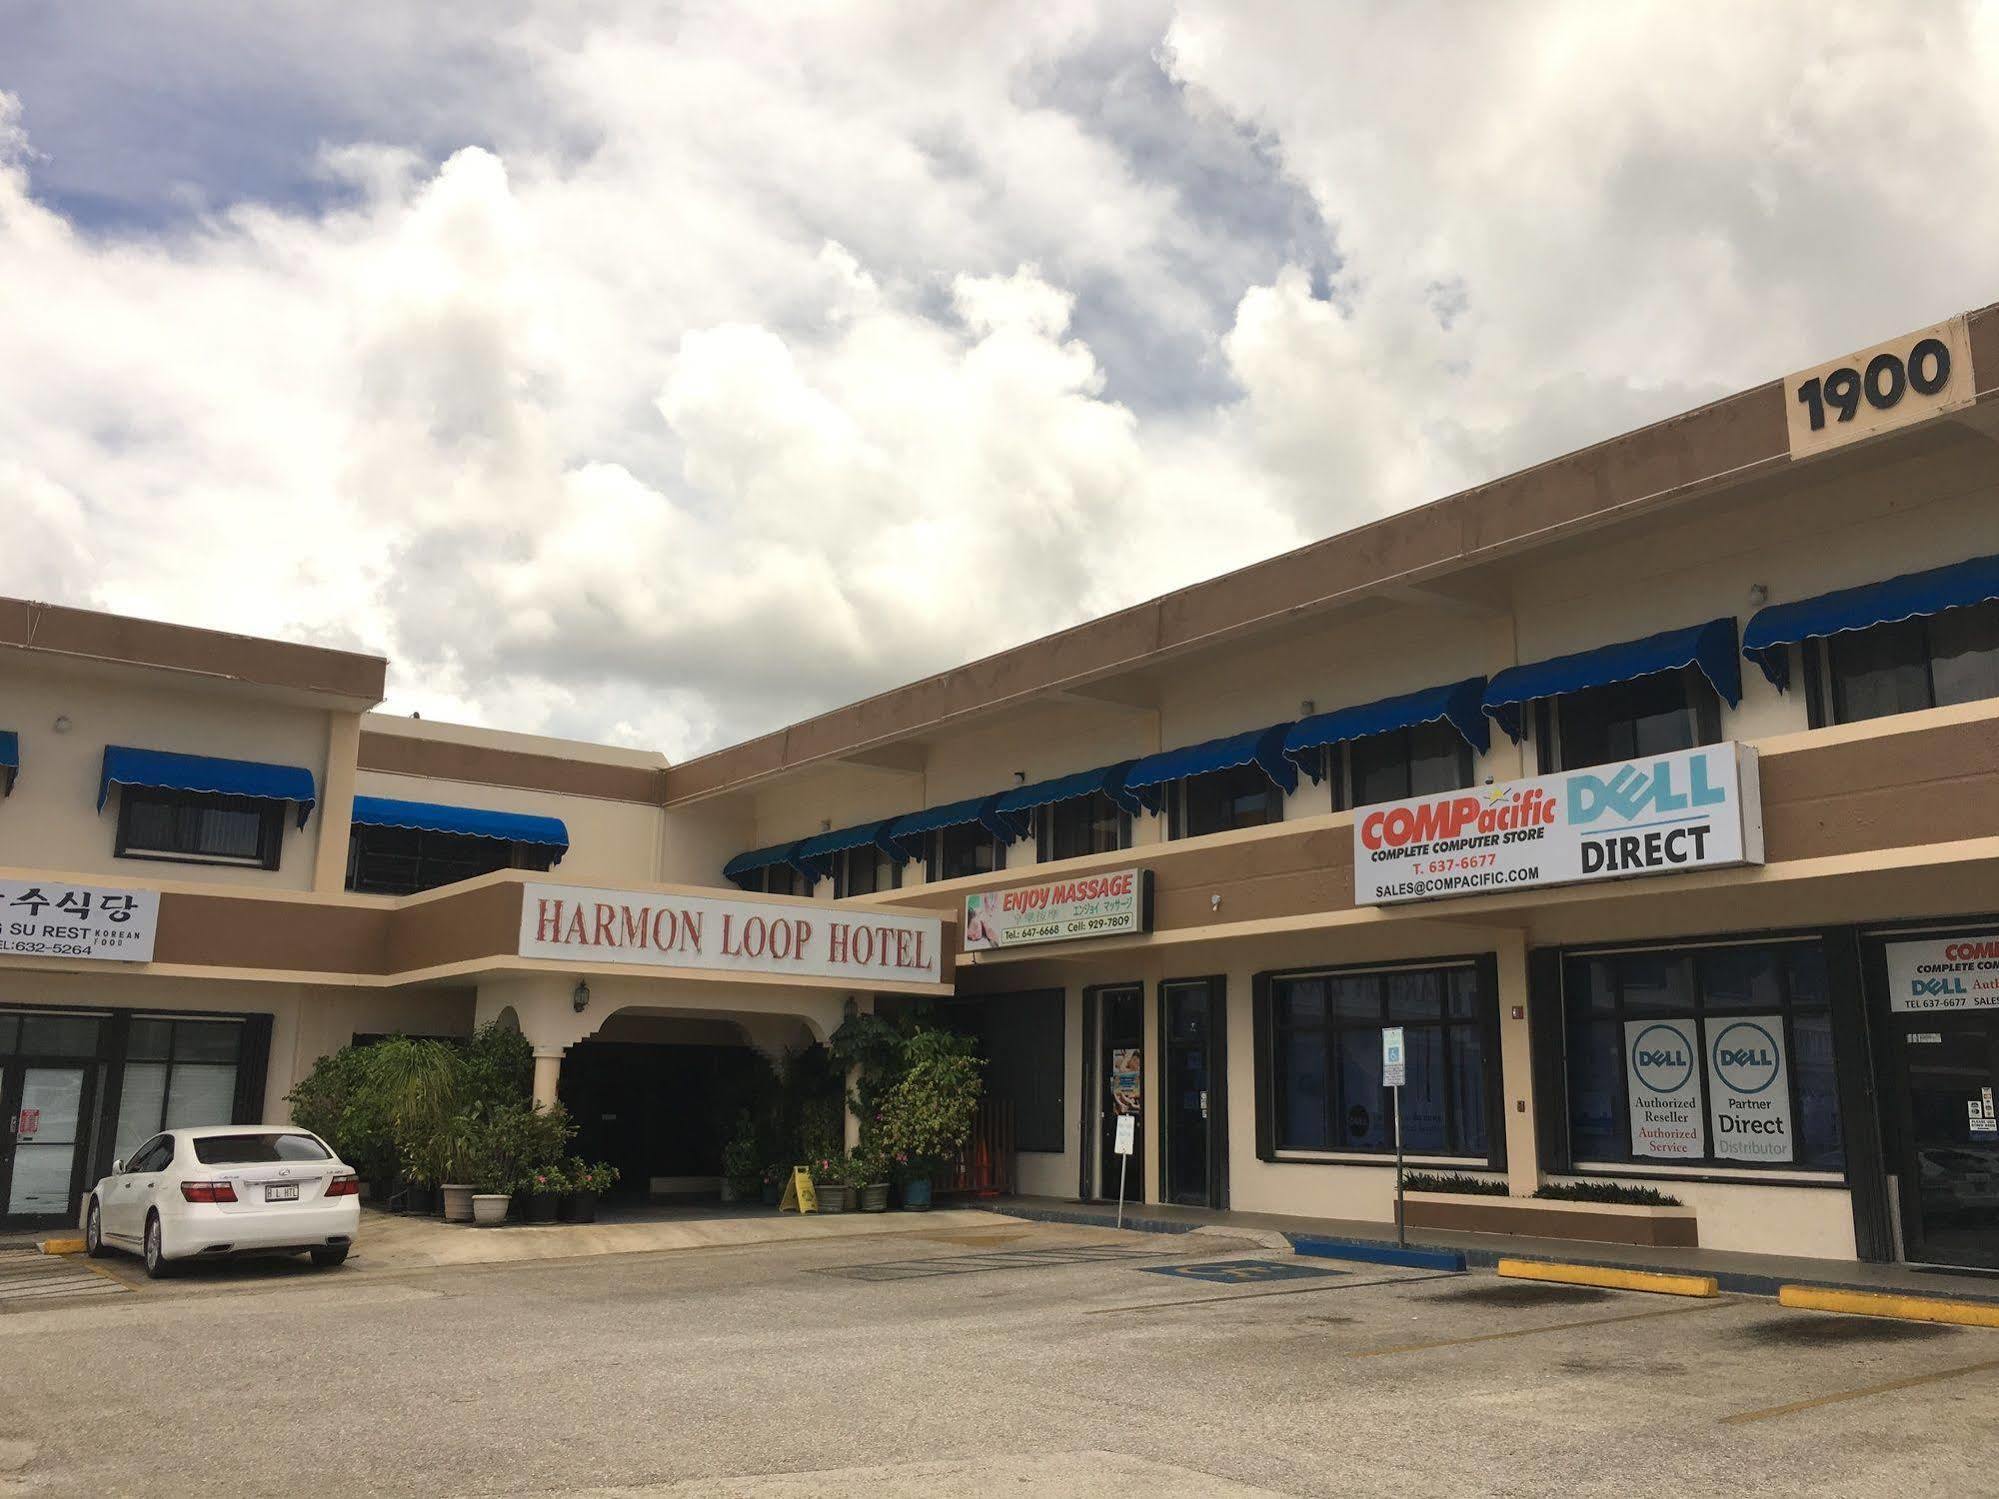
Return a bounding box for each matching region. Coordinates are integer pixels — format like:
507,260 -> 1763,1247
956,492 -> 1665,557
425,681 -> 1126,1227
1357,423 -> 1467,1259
1,1215 -> 1995,1497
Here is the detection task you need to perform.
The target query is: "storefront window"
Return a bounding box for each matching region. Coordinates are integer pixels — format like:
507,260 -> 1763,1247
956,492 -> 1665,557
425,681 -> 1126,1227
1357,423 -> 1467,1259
1268,963 -> 1495,1160
114,1017 -> 245,1162
1559,940 -> 1843,1171
1824,600 -> 1999,724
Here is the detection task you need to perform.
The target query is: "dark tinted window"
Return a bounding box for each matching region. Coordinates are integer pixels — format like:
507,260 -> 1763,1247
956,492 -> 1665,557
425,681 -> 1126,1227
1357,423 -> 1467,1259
1555,667 -> 1719,771
1827,600 -> 1999,724
1179,764 -> 1280,838
836,845 -> 900,898
1348,720 -> 1474,808
192,1132 -> 331,1165
933,823 -> 1002,882
347,825 -> 553,896
1040,792 -> 1130,862
937,990 -> 1064,1151
118,788 -> 280,867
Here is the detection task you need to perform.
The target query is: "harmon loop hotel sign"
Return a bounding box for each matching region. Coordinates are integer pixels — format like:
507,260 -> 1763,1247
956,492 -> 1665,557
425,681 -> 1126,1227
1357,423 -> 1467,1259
518,884 -> 943,985
1356,744 -> 1763,906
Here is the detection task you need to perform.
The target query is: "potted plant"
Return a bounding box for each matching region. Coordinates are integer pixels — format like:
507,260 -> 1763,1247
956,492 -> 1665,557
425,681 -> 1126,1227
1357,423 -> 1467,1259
560,1160 -> 618,1223
876,1027 -> 982,1212
853,1146 -> 891,1213
521,1164 -> 563,1224
721,1114 -> 759,1204
812,1156 -> 850,1214
761,1163 -> 786,1207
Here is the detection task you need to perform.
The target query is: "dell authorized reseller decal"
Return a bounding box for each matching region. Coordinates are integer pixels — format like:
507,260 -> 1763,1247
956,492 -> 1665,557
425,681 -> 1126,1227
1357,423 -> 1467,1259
1354,744 -> 1765,906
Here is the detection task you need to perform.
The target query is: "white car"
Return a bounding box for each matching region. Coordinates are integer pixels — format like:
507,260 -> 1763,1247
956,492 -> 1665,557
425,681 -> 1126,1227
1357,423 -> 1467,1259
82,1127 -> 360,1278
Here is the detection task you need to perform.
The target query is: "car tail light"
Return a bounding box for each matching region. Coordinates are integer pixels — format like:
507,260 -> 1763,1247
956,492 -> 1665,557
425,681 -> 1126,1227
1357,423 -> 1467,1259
180,1180 -> 238,1204
325,1174 -> 359,1198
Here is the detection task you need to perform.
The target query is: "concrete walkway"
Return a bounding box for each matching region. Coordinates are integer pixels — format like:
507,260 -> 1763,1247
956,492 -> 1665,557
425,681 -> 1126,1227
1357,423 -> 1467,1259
350,1203 -> 1007,1271
983,1194 -> 1999,1302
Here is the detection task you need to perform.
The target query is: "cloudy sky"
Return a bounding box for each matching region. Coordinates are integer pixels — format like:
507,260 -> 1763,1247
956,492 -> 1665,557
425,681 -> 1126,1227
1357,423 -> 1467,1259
4,3 -> 1996,758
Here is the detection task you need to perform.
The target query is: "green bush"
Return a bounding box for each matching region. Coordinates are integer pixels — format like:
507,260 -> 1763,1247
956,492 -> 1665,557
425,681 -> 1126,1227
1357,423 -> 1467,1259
1401,1171 -> 1508,1196
285,1035 -> 461,1186
1533,1180 -> 1683,1207
462,1102 -> 575,1195
721,1112 -> 762,1196
878,1026 -> 982,1176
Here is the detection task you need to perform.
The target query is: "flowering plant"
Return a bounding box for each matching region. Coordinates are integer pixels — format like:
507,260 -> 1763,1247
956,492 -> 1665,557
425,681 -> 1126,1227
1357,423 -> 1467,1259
568,1159 -> 619,1195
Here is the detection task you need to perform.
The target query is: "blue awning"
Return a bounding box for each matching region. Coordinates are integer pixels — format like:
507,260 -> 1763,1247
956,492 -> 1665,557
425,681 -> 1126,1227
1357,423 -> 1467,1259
989,761 -> 1143,835
1123,722 -> 1298,803
885,794 -> 1014,857
351,796 -> 569,860
99,745 -> 318,828
1481,618 -> 1742,743
792,819 -> 904,877
0,730 -> 15,796
1281,678 -> 1489,781
1742,552 -> 1999,690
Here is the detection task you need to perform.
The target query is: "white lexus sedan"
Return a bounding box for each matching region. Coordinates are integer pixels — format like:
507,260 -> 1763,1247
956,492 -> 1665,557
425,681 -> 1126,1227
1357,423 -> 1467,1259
82,1127 -> 360,1278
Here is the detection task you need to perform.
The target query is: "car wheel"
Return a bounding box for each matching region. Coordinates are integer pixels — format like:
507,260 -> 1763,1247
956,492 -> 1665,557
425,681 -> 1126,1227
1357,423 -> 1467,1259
85,1199 -> 108,1259
310,1246 -> 350,1269
142,1213 -> 176,1280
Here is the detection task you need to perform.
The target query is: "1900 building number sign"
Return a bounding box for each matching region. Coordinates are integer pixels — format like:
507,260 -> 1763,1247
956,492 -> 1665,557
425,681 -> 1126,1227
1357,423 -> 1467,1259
1785,316 -> 1976,458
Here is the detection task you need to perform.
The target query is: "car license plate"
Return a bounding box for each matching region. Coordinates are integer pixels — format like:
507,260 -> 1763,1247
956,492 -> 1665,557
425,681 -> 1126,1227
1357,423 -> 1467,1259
265,1183 -> 299,1202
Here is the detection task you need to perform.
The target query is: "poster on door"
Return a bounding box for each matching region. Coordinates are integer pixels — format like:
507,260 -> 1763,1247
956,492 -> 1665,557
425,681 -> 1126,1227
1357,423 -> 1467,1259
1624,1019 -> 1705,1160
1884,934 -> 1999,1011
1110,1048 -> 1141,1114
1704,1015 -> 1793,1163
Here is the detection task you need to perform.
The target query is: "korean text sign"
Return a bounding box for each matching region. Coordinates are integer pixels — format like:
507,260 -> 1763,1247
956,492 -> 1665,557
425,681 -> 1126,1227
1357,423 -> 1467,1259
0,880 -> 159,963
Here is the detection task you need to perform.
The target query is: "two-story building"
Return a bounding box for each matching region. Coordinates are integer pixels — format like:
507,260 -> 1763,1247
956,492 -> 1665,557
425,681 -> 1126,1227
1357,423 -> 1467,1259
5,306 -> 1997,1274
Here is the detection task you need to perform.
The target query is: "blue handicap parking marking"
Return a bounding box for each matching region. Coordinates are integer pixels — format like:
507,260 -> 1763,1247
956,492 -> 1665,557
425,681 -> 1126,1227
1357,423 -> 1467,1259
1141,1258 -> 1348,1284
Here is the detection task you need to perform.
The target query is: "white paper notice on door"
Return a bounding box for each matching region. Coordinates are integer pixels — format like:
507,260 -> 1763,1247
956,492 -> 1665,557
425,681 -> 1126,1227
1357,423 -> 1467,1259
1624,1018 -> 1705,1160
1705,1015 -> 1793,1163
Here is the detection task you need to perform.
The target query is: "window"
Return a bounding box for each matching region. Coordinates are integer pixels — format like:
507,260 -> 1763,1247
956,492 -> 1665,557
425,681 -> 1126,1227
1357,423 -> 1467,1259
1174,764 -> 1281,840
1542,666 -> 1721,773
937,990 -> 1064,1151
346,826 -> 555,896
835,844 -> 901,898
1820,600 -> 1999,725
1339,721 -> 1476,811
114,1017 -> 245,1163
1266,963 -> 1496,1160
1559,940 -> 1843,1171
1036,792 -> 1131,862
115,787 -> 283,869
125,1136 -> 174,1173
191,1132 -> 330,1165
930,823 -> 1003,882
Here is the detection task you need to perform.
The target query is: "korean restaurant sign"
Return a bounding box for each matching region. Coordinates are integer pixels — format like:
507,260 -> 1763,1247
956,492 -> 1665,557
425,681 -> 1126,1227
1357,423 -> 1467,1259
0,879 -> 160,963
1355,743 -> 1763,906
517,884 -> 944,986
963,869 -> 1152,952
1884,934 -> 1999,1012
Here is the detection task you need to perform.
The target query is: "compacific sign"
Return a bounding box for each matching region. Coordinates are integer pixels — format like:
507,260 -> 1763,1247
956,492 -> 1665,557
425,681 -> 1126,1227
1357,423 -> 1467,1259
1356,742 -> 1763,906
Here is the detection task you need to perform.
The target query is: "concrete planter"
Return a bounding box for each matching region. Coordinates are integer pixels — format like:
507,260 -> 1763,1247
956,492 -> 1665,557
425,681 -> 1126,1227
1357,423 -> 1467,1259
440,1184 -> 475,1223
471,1193 -> 510,1227
1397,1191 -> 1697,1248
815,1184 -> 851,1214
858,1183 -> 891,1213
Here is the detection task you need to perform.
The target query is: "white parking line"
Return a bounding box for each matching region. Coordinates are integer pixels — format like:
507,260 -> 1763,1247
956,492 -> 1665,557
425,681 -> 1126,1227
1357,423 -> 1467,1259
0,1252 -> 129,1308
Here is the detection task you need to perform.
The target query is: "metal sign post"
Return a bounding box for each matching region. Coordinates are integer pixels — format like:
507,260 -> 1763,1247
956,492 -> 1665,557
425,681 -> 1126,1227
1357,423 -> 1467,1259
1113,1113 -> 1136,1230
1382,1027 -> 1406,1248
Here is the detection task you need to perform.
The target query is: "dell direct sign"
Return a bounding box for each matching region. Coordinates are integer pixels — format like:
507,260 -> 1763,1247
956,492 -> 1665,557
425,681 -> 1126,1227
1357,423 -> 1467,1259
1355,743 -> 1763,905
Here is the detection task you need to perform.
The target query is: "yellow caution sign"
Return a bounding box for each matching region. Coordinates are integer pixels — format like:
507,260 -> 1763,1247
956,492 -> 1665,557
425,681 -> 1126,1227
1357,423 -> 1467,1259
778,1166 -> 819,1214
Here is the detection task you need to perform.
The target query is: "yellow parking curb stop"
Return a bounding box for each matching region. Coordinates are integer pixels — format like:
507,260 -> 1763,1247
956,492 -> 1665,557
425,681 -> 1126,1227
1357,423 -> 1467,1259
1497,1258 -> 1718,1298
1779,1285 -> 1999,1329
37,1237 -> 87,1256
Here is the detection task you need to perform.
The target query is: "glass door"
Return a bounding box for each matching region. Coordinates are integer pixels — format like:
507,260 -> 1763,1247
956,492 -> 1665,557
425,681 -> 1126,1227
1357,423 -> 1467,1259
3,1064 -> 97,1226
1097,987 -> 1144,1203
1898,1017 -> 1999,1270
1161,978 -> 1227,1208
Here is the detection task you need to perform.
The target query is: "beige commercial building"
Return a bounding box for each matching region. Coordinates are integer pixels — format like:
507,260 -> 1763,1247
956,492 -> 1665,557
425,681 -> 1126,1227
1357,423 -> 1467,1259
4,306 -> 1997,1274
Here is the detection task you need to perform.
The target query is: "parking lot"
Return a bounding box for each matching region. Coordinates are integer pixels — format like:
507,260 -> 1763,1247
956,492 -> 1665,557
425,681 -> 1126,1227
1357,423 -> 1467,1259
1,1216 -> 1995,1496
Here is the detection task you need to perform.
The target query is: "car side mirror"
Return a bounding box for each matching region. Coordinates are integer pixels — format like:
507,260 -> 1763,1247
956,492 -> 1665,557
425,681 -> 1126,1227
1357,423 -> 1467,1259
111,1158 -> 124,1174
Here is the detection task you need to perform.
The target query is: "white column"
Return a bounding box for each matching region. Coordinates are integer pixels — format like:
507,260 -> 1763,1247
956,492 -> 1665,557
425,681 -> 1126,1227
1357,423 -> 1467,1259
532,1049 -> 563,1109
1494,929 -> 1542,1196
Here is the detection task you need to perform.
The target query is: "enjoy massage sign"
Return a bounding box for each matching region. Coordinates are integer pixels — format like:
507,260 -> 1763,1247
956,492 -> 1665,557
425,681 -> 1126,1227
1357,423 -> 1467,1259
1355,743 -> 1764,906
518,884 -> 944,985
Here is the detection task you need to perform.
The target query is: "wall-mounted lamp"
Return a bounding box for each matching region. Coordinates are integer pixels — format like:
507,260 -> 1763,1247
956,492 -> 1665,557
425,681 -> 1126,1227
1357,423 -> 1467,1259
571,980 -> 591,1014
1209,893 -> 1222,911
1748,583 -> 1769,607
843,996 -> 859,1020
1012,770 -> 1026,784
1299,699 -> 1315,718
52,715 -> 72,734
